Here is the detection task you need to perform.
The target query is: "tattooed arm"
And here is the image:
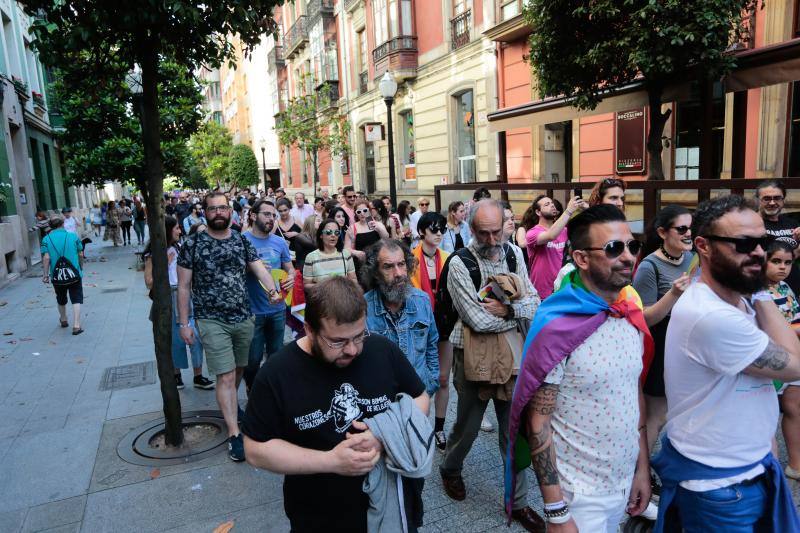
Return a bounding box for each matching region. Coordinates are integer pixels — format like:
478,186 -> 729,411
748,299 -> 800,381
526,383 -> 562,502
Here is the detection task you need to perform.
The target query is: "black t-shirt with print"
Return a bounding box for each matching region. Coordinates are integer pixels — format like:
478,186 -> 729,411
177,230 -> 258,323
242,334 -> 425,533
764,214 -> 800,294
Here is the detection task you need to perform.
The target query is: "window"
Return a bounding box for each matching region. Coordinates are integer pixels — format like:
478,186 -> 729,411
453,90 -> 476,183
285,146 -> 293,181
673,82 -> 725,180
454,0 -> 467,15
374,0 -> 387,45
357,30 -> 367,72
500,0 -> 520,21
300,149 -> 309,185
400,111 -> 415,180
373,0 -> 411,45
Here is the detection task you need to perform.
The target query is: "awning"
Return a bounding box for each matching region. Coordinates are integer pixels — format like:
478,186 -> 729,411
724,38 -> 800,92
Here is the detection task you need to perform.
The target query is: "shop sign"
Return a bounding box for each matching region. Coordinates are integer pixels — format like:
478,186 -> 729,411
616,108 -> 646,174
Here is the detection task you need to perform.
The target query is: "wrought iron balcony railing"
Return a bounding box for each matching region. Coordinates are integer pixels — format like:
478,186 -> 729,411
451,10 -> 471,50
285,15 -> 309,57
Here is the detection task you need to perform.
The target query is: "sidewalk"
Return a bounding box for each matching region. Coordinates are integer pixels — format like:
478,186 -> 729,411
0,239 -> 546,533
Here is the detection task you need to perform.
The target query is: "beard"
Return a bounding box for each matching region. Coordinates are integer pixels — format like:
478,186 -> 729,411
255,218 -> 273,234
310,335 -> 358,368
585,261 -> 634,293
209,214 -> 230,230
541,211 -> 557,221
474,242 -> 502,259
709,246 -> 766,294
378,275 -> 410,305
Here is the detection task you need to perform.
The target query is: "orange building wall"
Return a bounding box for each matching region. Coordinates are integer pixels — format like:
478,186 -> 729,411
744,5 -> 768,179
502,40 -> 532,183
578,113 -> 615,181
416,0 -> 444,54
473,0 -> 483,26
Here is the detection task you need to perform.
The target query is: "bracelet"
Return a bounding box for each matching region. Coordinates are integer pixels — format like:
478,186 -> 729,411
543,500 -> 566,511
178,323 -> 192,329
547,511 -> 572,525
543,505 -> 569,519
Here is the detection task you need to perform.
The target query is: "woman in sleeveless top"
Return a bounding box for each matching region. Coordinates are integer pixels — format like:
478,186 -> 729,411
302,219 -> 357,287
275,198 -> 301,252
441,200 -> 470,253
351,199 -> 389,262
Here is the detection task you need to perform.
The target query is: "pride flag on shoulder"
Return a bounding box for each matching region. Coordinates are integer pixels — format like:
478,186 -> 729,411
503,269 -> 653,518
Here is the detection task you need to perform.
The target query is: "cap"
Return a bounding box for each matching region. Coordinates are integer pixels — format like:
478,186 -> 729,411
61,207 -> 73,213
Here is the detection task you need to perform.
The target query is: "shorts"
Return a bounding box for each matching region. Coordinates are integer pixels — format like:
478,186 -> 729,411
54,280 -> 84,306
196,317 -> 254,376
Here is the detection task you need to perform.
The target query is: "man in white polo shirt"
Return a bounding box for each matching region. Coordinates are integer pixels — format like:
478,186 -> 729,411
653,195 -> 800,532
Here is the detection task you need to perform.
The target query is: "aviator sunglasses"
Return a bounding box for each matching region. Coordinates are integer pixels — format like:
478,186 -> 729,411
703,235 -> 774,254
581,239 -> 643,259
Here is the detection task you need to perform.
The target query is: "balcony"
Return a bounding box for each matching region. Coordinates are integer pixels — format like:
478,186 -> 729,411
372,35 -> 418,80
451,10 -> 471,50
359,71 -> 368,95
285,15 -> 309,58
317,81 -> 340,110
482,0 -> 531,43
307,0 -> 334,23
268,45 -> 285,71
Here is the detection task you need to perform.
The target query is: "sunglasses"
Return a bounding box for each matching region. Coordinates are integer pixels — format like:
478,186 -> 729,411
426,224 -> 445,234
419,202 -> 430,206
322,229 -> 341,236
581,239 -> 643,259
671,225 -> 690,235
346,194 -> 356,199
759,195 -> 784,203
704,235 -> 774,254
356,208 -> 370,214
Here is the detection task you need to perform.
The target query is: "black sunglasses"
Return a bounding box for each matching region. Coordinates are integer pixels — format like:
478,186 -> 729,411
671,225 -> 691,235
581,239 -> 642,259
703,235 -> 774,254
426,223 -> 446,234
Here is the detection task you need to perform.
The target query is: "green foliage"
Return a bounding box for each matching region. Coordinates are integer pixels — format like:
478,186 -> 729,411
51,57 -> 202,189
188,121 -> 234,188
274,74 -> 350,191
228,144 -> 259,189
525,0 -> 758,110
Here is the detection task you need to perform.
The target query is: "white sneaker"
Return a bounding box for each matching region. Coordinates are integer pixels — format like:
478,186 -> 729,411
480,415 -> 494,432
639,500 -> 658,521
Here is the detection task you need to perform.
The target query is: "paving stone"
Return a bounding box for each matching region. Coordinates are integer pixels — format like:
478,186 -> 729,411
22,496 -> 85,533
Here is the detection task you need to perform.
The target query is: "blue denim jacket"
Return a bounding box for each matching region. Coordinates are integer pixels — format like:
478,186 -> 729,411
365,287 -> 440,395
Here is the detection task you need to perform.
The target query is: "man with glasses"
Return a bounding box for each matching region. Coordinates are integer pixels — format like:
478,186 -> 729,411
409,196 -> 430,243
513,205 -> 652,532
242,277 -> 430,533
243,200 -> 294,395
178,192 -> 281,462
757,180 -> 800,293
341,185 -> 357,224
648,194 -> 800,532
439,200 -> 545,532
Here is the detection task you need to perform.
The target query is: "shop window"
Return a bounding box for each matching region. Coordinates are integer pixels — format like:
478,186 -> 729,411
453,90 -> 476,183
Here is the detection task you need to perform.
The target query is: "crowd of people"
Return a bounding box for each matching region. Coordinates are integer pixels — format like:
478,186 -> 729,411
35,178 -> 800,532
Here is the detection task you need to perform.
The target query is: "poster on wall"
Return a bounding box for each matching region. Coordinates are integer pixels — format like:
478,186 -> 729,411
365,123 -> 384,142
615,108 -> 646,174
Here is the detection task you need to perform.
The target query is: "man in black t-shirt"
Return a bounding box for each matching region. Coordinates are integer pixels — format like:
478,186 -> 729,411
243,277 -> 429,533
757,180 -> 800,293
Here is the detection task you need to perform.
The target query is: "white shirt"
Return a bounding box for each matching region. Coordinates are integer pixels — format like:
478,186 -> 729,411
167,245 -> 179,286
290,203 -> 314,225
409,210 -> 423,238
63,216 -> 78,235
545,317 -> 643,495
665,282 -> 774,490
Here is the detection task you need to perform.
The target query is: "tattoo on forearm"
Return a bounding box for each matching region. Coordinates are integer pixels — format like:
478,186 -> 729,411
751,340 -> 789,371
532,383 -> 558,415
527,383 -> 561,487
530,438 -> 560,486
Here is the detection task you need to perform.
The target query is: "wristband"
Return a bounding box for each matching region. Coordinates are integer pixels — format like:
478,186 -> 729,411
546,511 -> 572,525
543,500 -> 566,511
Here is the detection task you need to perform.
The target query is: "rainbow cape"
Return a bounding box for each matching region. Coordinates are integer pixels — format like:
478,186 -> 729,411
503,269 -> 653,518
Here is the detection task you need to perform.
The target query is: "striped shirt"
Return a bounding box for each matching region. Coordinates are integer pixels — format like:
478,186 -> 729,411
302,249 -> 355,283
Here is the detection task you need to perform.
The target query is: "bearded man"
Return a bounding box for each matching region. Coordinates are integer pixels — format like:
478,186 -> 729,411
242,277 -> 429,533
652,194 -> 800,532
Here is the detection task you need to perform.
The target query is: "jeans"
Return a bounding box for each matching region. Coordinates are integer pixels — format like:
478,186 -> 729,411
674,476 -> 769,532
133,220 -> 146,244
244,312 -> 286,390
170,294 -> 203,370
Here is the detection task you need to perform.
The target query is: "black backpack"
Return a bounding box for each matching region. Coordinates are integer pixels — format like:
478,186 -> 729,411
434,244 -> 517,339
49,235 -> 80,287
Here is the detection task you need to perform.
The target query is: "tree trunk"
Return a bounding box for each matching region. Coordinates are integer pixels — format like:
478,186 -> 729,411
646,85 -> 672,181
140,40 -> 183,446
313,150 -> 319,199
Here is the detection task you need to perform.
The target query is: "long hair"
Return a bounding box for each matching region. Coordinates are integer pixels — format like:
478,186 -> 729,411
641,205 -> 691,258
447,201 -> 464,227
371,199 -> 390,225
359,238 -> 417,291
316,219 -> 344,252
144,215 -> 179,256
588,178 -> 626,207
397,200 -> 411,224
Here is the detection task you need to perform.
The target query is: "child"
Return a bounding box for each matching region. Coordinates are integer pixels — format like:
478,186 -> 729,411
765,240 -> 800,480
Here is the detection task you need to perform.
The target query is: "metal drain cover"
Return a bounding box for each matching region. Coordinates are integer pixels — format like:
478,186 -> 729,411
99,361 -> 155,391
117,410 -> 228,466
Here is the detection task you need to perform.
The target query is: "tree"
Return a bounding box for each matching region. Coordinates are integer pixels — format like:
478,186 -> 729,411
51,56 -> 202,190
188,121 -> 234,189
524,0 -> 758,180
21,0 -> 281,445
228,144 -> 260,190
274,74 -> 350,196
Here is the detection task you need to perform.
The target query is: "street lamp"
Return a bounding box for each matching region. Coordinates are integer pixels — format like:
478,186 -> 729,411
259,137 -> 267,193
379,71 -> 398,209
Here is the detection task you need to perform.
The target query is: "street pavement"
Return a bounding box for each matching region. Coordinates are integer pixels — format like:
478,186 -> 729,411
0,238 -> 797,532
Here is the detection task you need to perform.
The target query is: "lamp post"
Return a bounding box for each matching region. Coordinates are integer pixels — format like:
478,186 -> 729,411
379,71 -> 398,209
259,138 -> 267,193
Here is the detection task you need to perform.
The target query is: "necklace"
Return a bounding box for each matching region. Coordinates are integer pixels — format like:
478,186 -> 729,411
660,245 -> 682,262
422,248 -> 437,259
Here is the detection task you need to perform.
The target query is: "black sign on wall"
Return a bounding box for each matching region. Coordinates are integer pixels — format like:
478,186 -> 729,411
616,108 -> 646,175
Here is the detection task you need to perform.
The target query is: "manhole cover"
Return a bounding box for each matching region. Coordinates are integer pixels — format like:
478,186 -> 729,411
117,410 -> 229,466
99,361 -> 155,391
101,286 -> 128,293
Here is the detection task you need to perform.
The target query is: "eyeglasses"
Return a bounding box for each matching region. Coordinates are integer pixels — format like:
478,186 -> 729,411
356,208 -> 370,214
703,235 -> 774,254
671,225 -> 691,235
258,211 -> 275,219
318,329 -> 370,350
346,194 -> 356,199
322,229 -> 341,236
759,195 -> 784,203
581,239 -> 643,259
205,205 -> 231,214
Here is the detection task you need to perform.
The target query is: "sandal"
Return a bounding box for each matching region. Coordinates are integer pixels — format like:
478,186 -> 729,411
60,320 -> 69,328
72,328 -> 84,336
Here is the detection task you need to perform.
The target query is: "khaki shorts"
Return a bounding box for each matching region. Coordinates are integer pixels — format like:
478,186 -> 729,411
196,317 -> 255,376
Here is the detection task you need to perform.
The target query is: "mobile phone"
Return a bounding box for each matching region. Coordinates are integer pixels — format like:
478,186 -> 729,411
365,215 -> 374,224
573,187 -> 582,198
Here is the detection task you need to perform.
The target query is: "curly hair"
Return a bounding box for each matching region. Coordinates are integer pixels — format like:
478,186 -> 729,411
359,238 -> 418,291
691,194 -> 756,238
588,178 -> 626,207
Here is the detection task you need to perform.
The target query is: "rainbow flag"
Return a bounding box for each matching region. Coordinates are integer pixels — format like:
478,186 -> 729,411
503,269 -> 653,518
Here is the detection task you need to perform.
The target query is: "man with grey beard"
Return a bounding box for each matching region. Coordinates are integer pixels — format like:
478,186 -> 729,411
439,199 -> 545,532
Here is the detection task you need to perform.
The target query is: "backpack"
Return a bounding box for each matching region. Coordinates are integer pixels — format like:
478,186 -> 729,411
434,243 -> 517,339
49,234 -> 80,287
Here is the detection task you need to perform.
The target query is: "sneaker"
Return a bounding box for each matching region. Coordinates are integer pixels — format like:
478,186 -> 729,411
640,500 -> 659,521
480,415 -> 494,432
228,434 -> 245,462
193,375 -> 215,390
174,374 -> 184,390
434,431 -> 447,453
